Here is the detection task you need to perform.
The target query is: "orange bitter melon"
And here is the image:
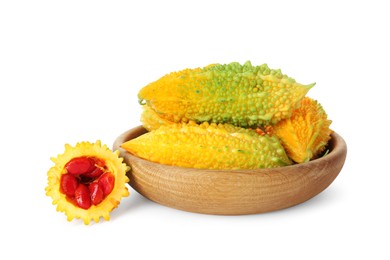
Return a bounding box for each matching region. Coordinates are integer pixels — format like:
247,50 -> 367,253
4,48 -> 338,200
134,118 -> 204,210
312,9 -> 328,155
273,97 -> 332,163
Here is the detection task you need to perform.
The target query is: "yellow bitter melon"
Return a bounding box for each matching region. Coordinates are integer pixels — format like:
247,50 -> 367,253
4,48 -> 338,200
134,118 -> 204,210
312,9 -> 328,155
142,104 -> 277,137
141,105 -> 187,131
121,122 -> 292,169
138,61 -> 314,127
273,97 -> 332,163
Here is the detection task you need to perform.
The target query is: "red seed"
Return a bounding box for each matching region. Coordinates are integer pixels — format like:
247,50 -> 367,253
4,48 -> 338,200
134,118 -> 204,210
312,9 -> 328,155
65,157 -> 95,175
94,158 -> 106,168
83,166 -> 104,178
98,172 -> 115,196
60,174 -> 78,197
89,183 -> 104,205
74,184 -> 91,209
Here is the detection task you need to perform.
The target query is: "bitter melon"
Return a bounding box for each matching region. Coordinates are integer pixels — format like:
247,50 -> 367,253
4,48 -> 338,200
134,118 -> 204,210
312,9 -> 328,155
141,104 -> 181,131
273,97 -> 332,163
121,122 -> 292,169
138,61 -> 314,127
46,141 -> 130,224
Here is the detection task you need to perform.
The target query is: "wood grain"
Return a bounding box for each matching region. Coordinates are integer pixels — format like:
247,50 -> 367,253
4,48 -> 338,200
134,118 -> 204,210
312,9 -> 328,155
113,126 -> 347,215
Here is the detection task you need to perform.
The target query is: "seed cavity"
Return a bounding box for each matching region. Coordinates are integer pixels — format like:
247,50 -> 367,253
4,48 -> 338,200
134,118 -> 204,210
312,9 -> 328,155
61,156 -> 115,209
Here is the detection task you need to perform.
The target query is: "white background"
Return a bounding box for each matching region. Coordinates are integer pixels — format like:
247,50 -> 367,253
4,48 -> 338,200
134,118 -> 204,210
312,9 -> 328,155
1,0 -> 389,259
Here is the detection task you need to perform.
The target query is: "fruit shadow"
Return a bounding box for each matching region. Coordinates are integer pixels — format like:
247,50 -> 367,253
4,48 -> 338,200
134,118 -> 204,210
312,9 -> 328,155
109,187 -> 154,220
261,186 -> 343,216
110,184 -> 343,221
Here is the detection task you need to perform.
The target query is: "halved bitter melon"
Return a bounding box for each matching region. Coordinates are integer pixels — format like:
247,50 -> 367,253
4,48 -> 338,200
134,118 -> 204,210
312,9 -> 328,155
46,140 -> 130,225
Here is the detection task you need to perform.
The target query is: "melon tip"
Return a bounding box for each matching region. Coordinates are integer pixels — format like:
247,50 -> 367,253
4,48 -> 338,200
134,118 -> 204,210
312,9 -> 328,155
307,82 -> 316,89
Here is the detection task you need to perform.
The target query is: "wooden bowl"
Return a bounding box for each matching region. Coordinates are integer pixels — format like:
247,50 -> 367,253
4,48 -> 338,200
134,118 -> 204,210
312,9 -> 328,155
113,126 -> 347,215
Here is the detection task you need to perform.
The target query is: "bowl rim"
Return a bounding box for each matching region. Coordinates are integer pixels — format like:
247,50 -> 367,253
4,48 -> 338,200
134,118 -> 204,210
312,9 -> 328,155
113,126 -> 347,175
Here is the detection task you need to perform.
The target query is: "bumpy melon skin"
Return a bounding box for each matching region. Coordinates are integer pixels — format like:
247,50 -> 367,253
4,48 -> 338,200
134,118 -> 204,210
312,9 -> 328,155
141,105 -> 177,131
273,97 -> 332,163
141,104 -> 201,131
46,140 -> 130,225
138,61 -> 314,127
122,122 -> 292,169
